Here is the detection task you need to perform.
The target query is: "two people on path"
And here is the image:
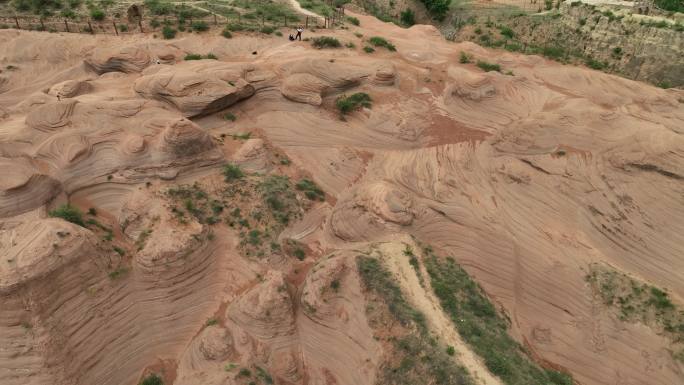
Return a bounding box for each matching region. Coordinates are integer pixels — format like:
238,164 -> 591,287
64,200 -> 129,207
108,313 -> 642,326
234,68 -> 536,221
289,27 -> 303,41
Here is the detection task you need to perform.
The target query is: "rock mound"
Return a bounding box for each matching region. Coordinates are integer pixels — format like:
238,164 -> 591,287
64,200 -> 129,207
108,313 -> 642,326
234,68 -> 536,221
134,63 -> 255,117
0,157 -> 61,218
25,100 -> 77,132
85,45 -> 151,74
158,118 -> 215,157
280,59 -> 368,105
372,62 -> 396,86
227,270 -> 295,339
48,80 -> 90,98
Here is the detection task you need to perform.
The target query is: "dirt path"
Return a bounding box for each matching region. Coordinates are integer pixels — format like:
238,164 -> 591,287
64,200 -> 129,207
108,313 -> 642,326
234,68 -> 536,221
376,241 -> 503,385
285,0 -> 324,22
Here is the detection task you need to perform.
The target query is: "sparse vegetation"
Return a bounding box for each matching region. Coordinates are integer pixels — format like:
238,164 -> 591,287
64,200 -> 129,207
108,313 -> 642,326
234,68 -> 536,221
336,93 -> 372,115
206,318 -> 218,326
295,178 -> 325,200
476,60 -> 501,72
400,9 -> 415,26
363,46 -> 375,53
357,255 -> 473,385
162,25 -> 177,39
425,251 -> 573,385
191,20 -> 209,32
368,36 -> 396,51
258,174 -> 298,224
139,373 -> 163,385
223,112 -> 237,121
585,264 -> 684,361
459,51 -> 471,64
223,164 -> 245,181
108,267 -> 128,279
221,28 -> 232,38
311,36 -> 342,48
184,53 -> 217,60
346,16 -> 360,26
49,204 -> 85,227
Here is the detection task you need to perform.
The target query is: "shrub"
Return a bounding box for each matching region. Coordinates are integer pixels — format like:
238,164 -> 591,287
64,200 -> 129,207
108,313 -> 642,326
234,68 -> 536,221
585,57 -> 605,70
191,20 -> 209,32
363,46 -> 375,53
140,374 -> 163,385
275,31 -> 282,36
162,25 -> 176,39
90,9 -> 105,21
446,345 -> 456,355
223,112 -> 237,121
49,204 -> 85,227
223,163 -> 244,181
312,36 -> 342,48
295,179 -> 325,200
222,29 -> 232,38
476,60 -> 500,72
419,0 -> 451,21
184,53 -> 202,60
459,51 -> 471,63
345,42 -> 356,48
346,16 -> 360,25
293,247 -> 305,260
657,81 -> 672,89
206,53 -> 218,60
570,0 -> 581,5
150,18 -> 161,28
226,23 -> 245,31
369,36 -> 396,51
400,9 -> 415,26
260,25 -> 275,34
118,24 -> 128,32
499,26 -> 514,39
336,93 -> 372,114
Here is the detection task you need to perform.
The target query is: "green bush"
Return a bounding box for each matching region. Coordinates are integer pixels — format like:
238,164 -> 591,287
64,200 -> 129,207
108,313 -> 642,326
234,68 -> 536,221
260,25 -> 275,34
223,163 -> 244,181
140,374 -> 163,385
258,175 -> 297,224
459,51 -> 471,63
49,204 -> 85,227
336,93 -> 372,114
654,0 -> 683,12
476,60 -> 500,72
150,18 -> 161,28
542,46 -> 565,60
226,23 -> 245,31
346,16 -> 360,25
184,53 -> 202,60
90,8 -> 105,21
295,179 -> 325,200
191,20 -> 209,32
418,0 -> 451,21
369,36 -> 396,51
162,25 -> 177,39
118,24 -> 128,32
222,29 -> 232,38
206,53 -> 218,60
585,57 -> 606,70
499,26 -> 514,39
223,112 -> 237,121
400,9 -> 415,26
311,36 -> 342,48
363,46 -> 375,53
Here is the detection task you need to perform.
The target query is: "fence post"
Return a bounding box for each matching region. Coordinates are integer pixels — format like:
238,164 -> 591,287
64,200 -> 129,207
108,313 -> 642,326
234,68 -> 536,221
64,19 -> 69,32
40,17 -> 45,30
113,20 -> 118,35
88,20 -> 94,34
138,19 -> 143,32
305,16 -> 308,29
214,13 -> 217,25
14,16 -> 19,29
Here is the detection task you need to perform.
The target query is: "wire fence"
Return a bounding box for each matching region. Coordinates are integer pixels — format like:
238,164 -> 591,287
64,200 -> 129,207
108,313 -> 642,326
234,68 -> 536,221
0,7 -> 346,36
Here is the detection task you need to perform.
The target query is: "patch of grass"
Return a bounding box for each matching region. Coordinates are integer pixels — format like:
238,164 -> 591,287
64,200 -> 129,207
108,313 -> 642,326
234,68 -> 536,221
346,16 -> 360,25
425,253 -> 573,385
226,23 -> 245,31
311,36 -> 342,48
476,60 -> 501,72
139,373 -> 163,385
363,46 -> 375,53
345,42 -> 356,48
260,25 -> 275,34
499,26 -> 514,39
238,368 -> 251,377
223,163 -> 245,181
191,20 -> 209,32
400,9 -> 415,26
293,247 -> 305,260
459,51 -> 471,64
113,246 -> 125,256
357,255 -> 473,385
90,8 -> 105,21
222,29 -> 232,38
446,345 -> 456,355
259,175 -> 297,224
585,57 -> 606,70
232,132 -> 251,140
336,93 -> 372,115
49,204 -> 85,227
295,179 -> 325,200
206,318 -> 218,326
255,367 -> 274,384
108,267 -> 128,279
223,112 -> 237,121
368,36 -> 396,51
162,25 -> 176,39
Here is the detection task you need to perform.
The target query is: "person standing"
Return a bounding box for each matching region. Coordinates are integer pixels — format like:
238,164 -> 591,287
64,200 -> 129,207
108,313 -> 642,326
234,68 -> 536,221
295,26 -> 303,41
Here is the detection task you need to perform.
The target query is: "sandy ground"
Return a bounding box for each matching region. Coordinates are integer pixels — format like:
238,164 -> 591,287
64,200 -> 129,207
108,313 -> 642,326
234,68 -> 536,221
1,9 -> 683,385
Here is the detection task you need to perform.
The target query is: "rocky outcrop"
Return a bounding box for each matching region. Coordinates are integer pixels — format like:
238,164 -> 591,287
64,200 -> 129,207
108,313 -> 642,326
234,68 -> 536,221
0,157 -> 61,218
85,45 -> 151,74
133,62 -> 255,117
